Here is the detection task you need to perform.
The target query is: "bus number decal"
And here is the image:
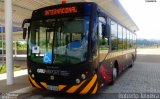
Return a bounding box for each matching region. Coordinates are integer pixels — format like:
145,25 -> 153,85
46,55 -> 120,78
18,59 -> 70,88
37,69 -> 60,75
37,69 -> 45,74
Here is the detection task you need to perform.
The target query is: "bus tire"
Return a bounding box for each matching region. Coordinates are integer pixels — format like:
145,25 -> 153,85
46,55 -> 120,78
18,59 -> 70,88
110,63 -> 118,85
129,57 -> 134,68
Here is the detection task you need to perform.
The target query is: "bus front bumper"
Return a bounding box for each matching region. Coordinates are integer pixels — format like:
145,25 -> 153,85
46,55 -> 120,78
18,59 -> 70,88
28,74 -> 99,95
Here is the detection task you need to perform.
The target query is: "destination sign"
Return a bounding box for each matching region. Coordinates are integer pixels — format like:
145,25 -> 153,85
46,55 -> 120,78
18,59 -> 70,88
44,6 -> 78,16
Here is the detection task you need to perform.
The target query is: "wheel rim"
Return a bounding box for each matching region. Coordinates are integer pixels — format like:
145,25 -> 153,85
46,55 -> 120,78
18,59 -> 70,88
113,67 -> 117,80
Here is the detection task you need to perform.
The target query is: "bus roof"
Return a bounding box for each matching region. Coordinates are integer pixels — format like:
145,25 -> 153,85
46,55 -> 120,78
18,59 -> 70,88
32,1 -> 138,33
99,0 -> 139,32
0,0 -> 139,32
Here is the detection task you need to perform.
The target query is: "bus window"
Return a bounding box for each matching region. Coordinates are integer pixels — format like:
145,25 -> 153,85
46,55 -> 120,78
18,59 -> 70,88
133,34 -> 136,48
28,17 -> 89,64
131,33 -> 134,48
127,30 -> 130,49
118,25 -> 123,50
92,18 -> 98,56
98,17 -> 109,62
129,32 -> 132,48
123,28 -> 127,49
111,20 -> 118,51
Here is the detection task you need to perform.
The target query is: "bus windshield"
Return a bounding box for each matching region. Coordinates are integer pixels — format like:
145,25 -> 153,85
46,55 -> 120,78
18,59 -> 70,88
28,17 -> 90,64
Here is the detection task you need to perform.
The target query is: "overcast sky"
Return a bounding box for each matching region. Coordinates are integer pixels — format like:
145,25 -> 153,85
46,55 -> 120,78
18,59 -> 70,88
119,0 -> 160,40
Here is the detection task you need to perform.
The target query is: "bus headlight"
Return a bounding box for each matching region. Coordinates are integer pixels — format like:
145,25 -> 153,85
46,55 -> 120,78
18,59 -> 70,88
76,79 -> 80,84
50,76 -> 54,80
29,69 -> 32,73
81,74 -> 86,80
101,83 -> 104,87
31,74 -> 35,78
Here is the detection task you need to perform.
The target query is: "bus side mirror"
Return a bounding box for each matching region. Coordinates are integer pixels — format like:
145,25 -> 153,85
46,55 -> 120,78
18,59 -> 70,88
23,28 -> 27,39
102,24 -> 110,38
102,24 -> 107,37
106,24 -> 110,38
22,19 -> 31,39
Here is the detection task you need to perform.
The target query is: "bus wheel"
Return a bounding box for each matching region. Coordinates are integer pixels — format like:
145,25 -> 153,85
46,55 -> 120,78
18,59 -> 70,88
110,66 -> 118,85
129,58 -> 134,68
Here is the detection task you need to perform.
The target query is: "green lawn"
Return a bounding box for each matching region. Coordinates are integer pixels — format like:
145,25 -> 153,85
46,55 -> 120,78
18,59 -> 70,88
0,65 -> 23,74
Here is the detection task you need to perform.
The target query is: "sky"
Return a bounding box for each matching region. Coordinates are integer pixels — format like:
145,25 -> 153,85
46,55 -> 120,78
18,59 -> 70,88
119,0 -> 160,40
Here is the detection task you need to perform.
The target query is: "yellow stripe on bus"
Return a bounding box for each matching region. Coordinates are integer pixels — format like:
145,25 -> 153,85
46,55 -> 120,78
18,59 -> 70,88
40,82 -> 47,88
66,80 -> 86,93
91,82 -> 98,94
80,74 -> 97,94
58,85 -> 66,91
29,75 -> 41,89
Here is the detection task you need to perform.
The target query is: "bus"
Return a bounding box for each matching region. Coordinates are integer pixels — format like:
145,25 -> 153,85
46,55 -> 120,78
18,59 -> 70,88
22,2 -> 137,95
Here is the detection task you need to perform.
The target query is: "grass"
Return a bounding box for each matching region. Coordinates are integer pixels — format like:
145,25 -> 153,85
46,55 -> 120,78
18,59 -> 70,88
0,65 -> 23,74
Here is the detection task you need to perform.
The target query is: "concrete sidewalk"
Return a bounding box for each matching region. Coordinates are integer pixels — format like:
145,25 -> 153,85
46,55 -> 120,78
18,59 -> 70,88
0,70 -> 28,80
137,48 -> 160,55
0,70 -> 30,93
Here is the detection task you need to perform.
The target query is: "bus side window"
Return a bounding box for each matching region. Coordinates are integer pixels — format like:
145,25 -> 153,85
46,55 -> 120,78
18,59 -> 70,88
111,20 -> 118,51
92,18 -> 98,56
98,17 -> 109,62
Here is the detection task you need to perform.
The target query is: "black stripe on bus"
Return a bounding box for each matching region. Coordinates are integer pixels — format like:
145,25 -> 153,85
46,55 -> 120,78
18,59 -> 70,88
37,81 -> 46,89
61,86 -> 72,92
28,77 -> 36,87
74,78 -> 92,94
87,79 -> 98,94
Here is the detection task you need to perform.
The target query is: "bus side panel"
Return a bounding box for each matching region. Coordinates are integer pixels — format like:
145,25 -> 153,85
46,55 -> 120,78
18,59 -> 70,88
98,49 -> 136,85
125,49 -> 135,67
116,53 -> 124,75
108,51 -> 124,75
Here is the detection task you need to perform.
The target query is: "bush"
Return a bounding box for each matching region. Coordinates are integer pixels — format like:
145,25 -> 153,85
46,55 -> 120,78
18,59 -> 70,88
0,65 -> 22,74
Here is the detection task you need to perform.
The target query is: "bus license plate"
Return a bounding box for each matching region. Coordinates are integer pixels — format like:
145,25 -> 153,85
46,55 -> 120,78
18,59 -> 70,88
47,85 -> 58,91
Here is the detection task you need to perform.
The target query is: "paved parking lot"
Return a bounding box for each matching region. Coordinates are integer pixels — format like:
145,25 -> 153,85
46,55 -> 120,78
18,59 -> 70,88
101,62 -> 160,93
